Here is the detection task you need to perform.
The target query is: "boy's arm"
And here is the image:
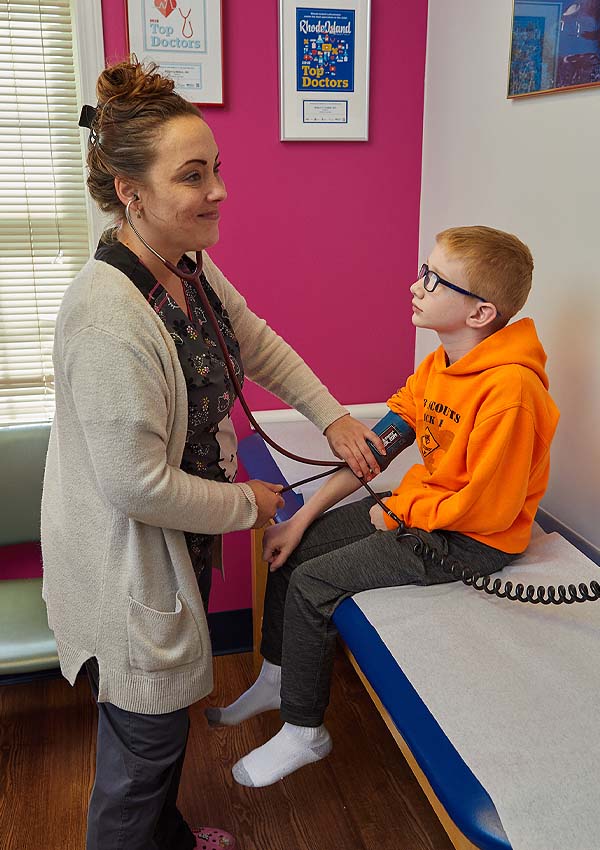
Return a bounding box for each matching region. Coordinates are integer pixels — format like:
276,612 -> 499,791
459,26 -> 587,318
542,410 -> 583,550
263,410 -> 416,569
263,467 -> 363,570
387,374 -> 418,430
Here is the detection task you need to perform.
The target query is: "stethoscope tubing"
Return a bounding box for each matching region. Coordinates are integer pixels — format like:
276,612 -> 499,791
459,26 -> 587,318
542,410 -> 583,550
124,204 -> 397,476
123,202 -> 404,525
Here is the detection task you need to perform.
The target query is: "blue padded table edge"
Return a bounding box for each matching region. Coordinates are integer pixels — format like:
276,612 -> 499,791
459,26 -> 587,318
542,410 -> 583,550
333,598 -> 510,850
238,432 -> 511,850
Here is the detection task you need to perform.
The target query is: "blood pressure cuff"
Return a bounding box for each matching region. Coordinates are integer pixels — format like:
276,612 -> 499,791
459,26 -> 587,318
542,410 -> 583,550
366,410 -> 416,471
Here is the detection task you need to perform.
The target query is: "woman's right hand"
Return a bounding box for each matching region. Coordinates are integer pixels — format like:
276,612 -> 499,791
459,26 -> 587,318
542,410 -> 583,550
246,480 -> 285,528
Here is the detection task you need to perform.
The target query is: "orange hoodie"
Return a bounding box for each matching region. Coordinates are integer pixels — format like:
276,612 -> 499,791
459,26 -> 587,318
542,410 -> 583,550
384,318 -> 560,553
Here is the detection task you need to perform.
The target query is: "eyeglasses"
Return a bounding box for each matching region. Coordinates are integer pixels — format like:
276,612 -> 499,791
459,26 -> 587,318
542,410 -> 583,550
418,263 -> 487,303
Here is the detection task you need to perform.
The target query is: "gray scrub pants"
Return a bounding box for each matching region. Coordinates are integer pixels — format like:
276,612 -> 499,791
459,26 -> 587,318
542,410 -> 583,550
85,658 -> 196,850
260,496 -> 517,727
83,562 -> 212,850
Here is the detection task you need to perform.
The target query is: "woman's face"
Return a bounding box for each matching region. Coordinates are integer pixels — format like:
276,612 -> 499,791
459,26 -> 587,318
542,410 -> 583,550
138,114 -> 227,257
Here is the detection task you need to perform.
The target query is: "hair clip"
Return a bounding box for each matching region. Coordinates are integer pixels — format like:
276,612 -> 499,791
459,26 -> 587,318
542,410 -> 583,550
79,104 -> 99,144
78,104 -> 97,129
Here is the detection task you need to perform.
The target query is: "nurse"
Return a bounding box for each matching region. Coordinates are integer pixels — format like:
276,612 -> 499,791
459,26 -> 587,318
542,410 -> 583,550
41,58 -> 383,850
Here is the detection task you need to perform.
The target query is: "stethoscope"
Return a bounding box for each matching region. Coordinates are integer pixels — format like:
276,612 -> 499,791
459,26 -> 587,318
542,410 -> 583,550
124,200 -> 394,508
123,201 -> 600,604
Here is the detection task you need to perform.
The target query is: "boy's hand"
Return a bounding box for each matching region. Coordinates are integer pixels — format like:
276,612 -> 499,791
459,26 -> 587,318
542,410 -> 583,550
325,414 -> 385,482
246,480 -> 285,528
262,519 -> 304,571
369,503 -> 389,531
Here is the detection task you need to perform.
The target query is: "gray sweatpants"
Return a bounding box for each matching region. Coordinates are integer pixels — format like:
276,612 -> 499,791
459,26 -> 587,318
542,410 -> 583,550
260,496 -> 517,727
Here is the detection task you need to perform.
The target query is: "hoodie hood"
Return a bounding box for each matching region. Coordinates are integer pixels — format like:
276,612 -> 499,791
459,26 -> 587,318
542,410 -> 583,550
435,318 -> 550,389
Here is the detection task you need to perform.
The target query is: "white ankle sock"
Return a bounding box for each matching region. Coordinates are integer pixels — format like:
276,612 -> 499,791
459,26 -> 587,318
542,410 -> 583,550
231,722 -> 332,787
205,660 -> 281,727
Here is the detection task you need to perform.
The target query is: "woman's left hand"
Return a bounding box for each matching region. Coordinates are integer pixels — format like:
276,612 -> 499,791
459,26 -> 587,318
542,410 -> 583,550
324,414 -> 385,481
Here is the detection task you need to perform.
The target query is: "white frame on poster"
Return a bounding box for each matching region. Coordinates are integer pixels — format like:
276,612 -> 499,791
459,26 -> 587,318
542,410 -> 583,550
126,0 -> 224,106
279,0 -> 371,141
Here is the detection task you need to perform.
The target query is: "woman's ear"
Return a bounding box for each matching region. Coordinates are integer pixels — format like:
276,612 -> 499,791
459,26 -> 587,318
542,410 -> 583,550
114,176 -> 140,207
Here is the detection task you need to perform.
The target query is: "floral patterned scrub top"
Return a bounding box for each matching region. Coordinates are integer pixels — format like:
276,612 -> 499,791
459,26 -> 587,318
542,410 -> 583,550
95,238 -> 244,580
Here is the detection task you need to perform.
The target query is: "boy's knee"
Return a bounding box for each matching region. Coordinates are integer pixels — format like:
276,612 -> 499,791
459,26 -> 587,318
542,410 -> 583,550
287,561 -> 338,614
287,562 -> 321,601
288,563 -> 310,593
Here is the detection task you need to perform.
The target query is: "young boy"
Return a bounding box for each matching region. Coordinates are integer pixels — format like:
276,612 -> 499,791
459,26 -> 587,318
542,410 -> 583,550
206,226 -> 560,787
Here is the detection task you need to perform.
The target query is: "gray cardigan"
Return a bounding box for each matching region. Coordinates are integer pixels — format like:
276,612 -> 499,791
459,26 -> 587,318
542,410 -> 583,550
41,252 -> 347,714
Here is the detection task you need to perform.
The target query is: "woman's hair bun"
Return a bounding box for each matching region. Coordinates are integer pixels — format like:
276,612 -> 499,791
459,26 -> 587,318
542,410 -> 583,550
96,56 -> 174,113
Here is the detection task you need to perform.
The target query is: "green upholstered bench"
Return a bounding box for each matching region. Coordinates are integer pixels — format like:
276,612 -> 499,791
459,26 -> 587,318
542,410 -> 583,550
0,424 -> 58,680
0,579 -> 58,675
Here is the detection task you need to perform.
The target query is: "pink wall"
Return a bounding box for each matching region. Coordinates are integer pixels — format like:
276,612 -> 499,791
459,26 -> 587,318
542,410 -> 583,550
101,0 -> 427,612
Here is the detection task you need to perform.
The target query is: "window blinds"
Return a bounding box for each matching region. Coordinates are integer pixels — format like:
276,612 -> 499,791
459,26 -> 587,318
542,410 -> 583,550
0,0 -> 90,425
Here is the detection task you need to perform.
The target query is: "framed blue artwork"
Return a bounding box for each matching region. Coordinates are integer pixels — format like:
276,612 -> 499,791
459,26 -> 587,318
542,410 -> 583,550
508,1 -> 600,97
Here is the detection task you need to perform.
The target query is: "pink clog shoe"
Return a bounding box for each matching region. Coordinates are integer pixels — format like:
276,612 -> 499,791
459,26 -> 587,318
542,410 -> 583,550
192,826 -> 237,849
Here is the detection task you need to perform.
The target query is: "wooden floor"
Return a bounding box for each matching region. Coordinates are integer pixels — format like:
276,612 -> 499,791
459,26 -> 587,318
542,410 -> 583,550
0,649 -> 454,850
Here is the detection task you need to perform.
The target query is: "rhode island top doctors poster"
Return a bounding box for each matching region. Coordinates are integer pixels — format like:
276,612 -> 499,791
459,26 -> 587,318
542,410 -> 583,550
279,0 -> 371,141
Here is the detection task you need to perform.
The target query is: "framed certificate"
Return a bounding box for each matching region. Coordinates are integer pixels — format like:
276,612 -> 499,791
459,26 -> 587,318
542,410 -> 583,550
279,0 -> 371,140
126,0 -> 224,106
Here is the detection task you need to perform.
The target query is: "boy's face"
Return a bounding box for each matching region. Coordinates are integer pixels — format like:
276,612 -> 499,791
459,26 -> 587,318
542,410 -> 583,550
410,243 -> 478,334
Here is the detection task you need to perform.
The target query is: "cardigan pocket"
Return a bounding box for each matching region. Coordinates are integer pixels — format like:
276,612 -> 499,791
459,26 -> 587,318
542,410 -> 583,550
127,591 -> 202,672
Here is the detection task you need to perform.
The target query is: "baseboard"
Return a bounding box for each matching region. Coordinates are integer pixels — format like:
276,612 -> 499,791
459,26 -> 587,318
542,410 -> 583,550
536,508 -> 600,566
252,401 -> 389,425
0,667 -> 62,687
208,607 -> 253,656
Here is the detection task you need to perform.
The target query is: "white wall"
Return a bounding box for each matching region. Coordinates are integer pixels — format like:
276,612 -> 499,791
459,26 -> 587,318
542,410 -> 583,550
418,0 -> 600,549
